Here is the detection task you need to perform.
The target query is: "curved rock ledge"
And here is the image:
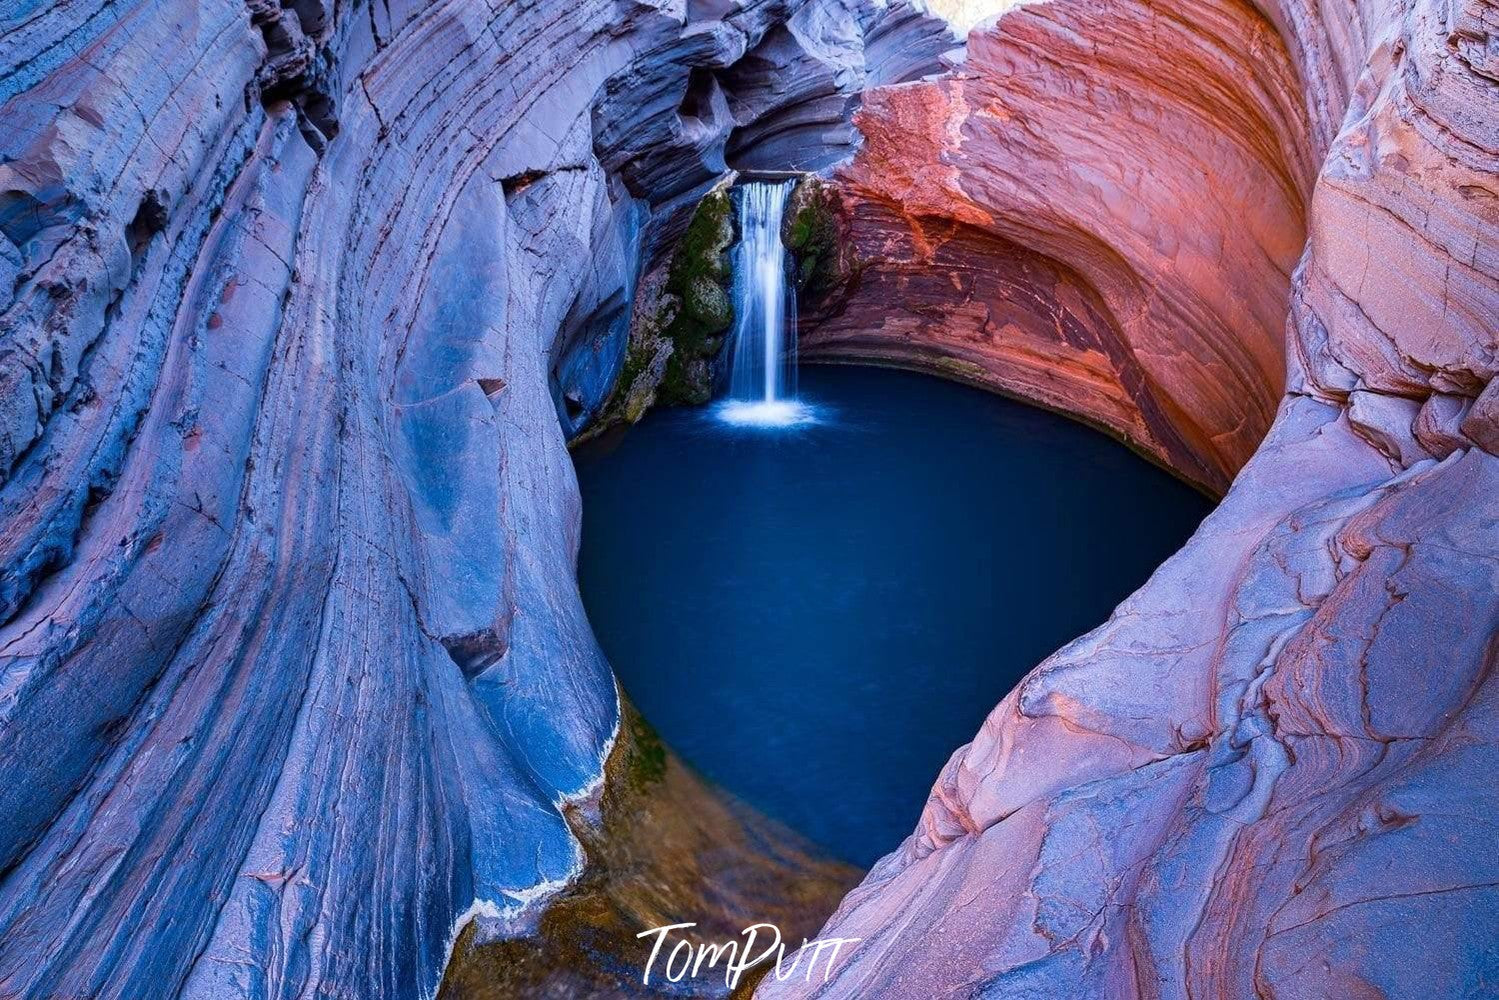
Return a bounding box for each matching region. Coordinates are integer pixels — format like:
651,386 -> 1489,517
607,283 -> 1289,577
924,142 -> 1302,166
798,0 -> 1314,492
762,0 -> 1499,994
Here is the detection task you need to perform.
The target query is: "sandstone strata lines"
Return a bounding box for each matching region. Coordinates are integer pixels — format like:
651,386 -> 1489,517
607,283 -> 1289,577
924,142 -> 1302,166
0,1 -> 949,997
762,0 -> 1499,994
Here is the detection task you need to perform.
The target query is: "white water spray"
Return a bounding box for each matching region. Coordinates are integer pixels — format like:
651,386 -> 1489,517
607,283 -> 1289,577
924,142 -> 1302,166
717,180 -> 815,427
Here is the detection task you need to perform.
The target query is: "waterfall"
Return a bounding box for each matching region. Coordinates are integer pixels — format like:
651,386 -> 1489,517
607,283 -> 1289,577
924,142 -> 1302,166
717,180 -> 814,426
728,180 -> 794,404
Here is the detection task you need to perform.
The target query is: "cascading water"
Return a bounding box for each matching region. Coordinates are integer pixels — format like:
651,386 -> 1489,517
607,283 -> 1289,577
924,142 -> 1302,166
716,180 -> 815,426
727,181 -> 794,404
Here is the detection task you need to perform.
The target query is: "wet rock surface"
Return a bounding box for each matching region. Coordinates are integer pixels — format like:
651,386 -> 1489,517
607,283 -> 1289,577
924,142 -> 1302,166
584,183 -> 737,437
438,704 -> 858,999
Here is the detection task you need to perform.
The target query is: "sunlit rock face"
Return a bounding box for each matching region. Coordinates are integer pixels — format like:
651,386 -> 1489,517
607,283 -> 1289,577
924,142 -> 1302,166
763,0 -> 1499,995
0,1 -> 946,997
799,0 -> 1314,491
921,0 -> 1028,33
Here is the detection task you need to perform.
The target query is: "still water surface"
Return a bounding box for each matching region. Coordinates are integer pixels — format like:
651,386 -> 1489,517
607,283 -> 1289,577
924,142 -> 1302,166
572,365 -> 1211,867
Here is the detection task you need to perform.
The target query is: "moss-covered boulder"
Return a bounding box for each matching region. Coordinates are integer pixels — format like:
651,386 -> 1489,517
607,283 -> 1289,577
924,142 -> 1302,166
657,185 -> 735,405
683,274 -> 731,329
579,183 -> 737,441
783,175 -> 854,301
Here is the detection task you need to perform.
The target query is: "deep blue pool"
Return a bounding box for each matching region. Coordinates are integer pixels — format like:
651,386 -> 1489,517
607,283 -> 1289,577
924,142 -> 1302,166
571,365 -> 1212,867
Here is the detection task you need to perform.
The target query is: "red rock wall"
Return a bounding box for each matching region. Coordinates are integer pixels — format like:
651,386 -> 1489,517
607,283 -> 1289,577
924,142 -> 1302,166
802,0 -> 1318,492
763,0 -> 1499,994
799,195 -> 1231,489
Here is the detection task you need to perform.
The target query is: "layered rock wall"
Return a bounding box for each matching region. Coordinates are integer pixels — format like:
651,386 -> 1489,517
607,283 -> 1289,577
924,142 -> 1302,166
0,1 -> 946,997
798,0 -> 1315,490
762,0 -> 1499,994
560,0 -> 954,434
2,0 -> 1492,994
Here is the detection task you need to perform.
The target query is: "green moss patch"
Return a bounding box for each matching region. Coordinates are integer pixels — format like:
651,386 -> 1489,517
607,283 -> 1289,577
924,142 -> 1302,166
657,187 -> 735,406
783,176 -> 843,298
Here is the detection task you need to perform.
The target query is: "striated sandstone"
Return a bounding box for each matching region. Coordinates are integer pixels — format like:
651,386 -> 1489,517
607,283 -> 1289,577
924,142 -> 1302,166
763,0 -> 1499,994
1,0 -> 1494,994
798,0 -> 1315,492
0,0 -> 947,997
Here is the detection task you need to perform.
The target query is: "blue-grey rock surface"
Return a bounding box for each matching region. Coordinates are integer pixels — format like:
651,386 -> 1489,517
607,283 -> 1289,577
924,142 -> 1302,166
0,1 -> 948,997
5,0 -> 1492,996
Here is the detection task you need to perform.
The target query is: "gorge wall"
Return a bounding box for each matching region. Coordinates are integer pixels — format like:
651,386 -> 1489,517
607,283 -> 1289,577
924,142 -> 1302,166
0,0 -> 1494,996
764,0 -> 1499,995
795,0 -> 1311,492
0,1 -> 947,997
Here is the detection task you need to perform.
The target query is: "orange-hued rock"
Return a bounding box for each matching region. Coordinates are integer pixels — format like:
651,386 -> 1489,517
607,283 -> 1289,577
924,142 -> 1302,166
764,0 -> 1499,995
0,0 -> 1492,992
800,0 -> 1316,492
799,191 -> 1222,485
